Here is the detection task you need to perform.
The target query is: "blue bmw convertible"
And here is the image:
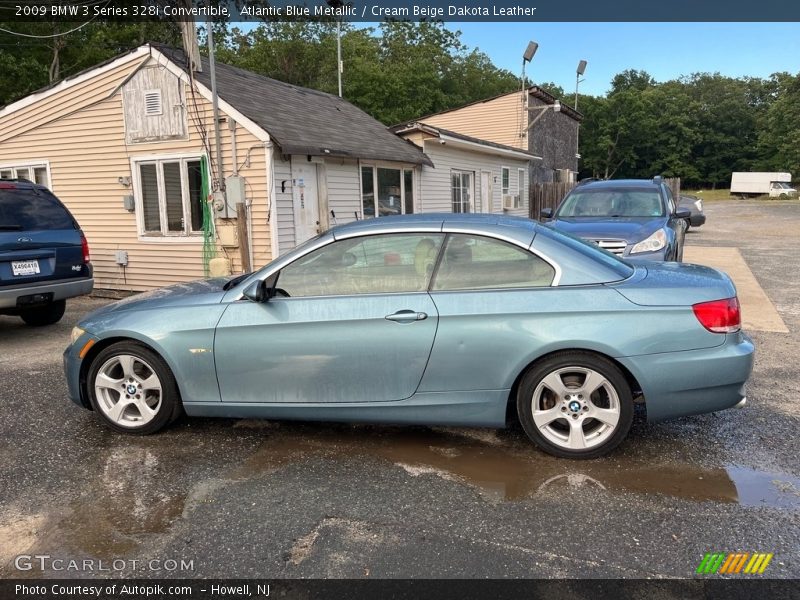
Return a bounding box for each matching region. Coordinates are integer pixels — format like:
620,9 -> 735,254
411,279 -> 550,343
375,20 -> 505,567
64,213 -> 753,458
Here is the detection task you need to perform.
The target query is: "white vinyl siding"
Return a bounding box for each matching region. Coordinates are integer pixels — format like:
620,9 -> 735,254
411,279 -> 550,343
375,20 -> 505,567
273,153 -> 296,253
417,141 -> 530,217
325,158 -> 361,225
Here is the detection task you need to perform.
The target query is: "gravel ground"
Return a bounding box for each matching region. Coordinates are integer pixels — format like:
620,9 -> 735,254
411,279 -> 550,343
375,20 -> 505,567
0,199 -> 798,580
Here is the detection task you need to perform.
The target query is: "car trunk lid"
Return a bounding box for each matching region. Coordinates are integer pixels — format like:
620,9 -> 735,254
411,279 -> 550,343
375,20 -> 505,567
610,262 -> 737,306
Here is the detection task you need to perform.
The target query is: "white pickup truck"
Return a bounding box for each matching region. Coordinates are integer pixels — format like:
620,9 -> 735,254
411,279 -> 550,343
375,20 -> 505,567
731,172 -> 797,198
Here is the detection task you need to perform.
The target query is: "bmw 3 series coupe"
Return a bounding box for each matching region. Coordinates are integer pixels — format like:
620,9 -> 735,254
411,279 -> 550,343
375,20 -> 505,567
64,214 -> 754,458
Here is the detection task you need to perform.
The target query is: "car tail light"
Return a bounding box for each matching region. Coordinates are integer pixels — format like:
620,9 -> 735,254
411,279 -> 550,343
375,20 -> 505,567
80,233 -> 90,263
692,297 -> 741,333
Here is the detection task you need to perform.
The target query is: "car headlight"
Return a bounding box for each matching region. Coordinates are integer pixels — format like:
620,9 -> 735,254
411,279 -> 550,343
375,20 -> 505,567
695,199 -> 703,211
630,229 -> 667,254
71,326 -> 85,345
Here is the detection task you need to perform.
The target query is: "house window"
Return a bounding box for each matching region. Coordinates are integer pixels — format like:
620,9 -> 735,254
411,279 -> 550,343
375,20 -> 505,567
501,167 -> 510,195
144,90 -> 163,116
517,168 -> 526,205
134,157 -> 205,237
361,166 -> 414,218
0,162 -> 50,188
451,170 -> 473,213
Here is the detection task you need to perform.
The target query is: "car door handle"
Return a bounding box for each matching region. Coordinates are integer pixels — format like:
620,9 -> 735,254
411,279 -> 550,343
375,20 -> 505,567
385,310 -> 427,323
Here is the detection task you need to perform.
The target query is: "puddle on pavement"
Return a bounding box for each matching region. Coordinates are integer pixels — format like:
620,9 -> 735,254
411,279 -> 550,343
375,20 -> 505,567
5,423 -> 798,575
232,424 -> 800,509
0,446 -> 189,574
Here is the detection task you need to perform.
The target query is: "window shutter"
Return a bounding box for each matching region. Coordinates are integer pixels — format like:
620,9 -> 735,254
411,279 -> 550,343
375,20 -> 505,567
144,90 -> 162,116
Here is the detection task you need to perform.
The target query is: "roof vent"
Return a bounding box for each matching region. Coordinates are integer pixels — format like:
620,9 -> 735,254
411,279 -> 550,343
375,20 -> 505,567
144,90 -> 162,116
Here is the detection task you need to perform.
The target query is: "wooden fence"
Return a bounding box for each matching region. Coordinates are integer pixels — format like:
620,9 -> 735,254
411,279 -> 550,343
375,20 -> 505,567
529,181 -> 575,220
665,177 -> 681,201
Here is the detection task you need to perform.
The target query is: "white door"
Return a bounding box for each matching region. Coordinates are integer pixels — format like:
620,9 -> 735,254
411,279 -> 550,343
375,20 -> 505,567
481,171 -> 493,213
291,157 -> 321,245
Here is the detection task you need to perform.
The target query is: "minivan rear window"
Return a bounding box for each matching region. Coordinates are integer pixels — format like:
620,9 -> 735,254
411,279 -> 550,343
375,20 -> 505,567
0,188 -> 76,231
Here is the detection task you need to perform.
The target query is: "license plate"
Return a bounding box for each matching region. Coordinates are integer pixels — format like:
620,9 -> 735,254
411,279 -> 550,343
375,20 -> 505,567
11,260 -> 40,276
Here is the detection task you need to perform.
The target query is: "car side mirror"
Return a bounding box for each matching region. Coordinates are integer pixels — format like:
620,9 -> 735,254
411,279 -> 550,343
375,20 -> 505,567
243,273 -> 279,303
540,208 -> 554,219
675,208 -> 692,219
243,280 -> 267,303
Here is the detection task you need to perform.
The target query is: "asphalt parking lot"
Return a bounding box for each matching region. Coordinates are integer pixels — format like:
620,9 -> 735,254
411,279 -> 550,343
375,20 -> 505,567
1,198 -> 799,580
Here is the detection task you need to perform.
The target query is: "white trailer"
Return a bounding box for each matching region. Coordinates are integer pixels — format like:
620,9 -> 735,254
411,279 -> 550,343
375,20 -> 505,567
730,172 -> 797,198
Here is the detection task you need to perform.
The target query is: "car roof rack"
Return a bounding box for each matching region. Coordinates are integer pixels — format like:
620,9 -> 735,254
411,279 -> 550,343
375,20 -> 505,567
0,177 -> 33,183
577,177 -> 602,186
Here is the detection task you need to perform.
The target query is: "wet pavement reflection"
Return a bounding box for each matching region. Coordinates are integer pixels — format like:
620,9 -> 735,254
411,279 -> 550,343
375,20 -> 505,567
232,423 -> 800,507
3,421 -> 799,575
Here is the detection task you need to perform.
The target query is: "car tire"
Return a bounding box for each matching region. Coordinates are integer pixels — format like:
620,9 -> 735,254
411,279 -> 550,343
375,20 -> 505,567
87,341 -> 183,435
516,352 -> 634,459
20,299 -> 66,326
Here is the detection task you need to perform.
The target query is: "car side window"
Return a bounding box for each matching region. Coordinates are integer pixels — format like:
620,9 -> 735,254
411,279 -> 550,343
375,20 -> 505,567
277,233 -> 444,297
431,234 -> 555,291
663,185 -> 676,215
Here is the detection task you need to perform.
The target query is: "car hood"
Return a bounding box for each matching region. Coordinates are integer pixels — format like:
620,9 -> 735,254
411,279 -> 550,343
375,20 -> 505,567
83,278 -> 230,320
547,217 -> 663,242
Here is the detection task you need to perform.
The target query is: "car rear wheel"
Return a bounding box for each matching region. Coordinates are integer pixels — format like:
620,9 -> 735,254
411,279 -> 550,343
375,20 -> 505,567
87,342 -> 182,434
20,299 -> 66,326
517,352 -> 634,459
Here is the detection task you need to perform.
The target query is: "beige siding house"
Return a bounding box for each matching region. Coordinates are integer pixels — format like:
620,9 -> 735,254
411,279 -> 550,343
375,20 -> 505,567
415,87 -> 582,183
420,91 -> 529,150
0,44 -> 429,292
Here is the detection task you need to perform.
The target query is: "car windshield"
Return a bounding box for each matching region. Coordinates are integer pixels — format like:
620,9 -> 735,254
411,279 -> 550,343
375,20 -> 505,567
0,188 -> 76,230
556,189 -> 664,218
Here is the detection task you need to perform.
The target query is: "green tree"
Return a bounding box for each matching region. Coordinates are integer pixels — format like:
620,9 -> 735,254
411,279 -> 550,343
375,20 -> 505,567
757,73 -> 800,177
0,22 -> 180,106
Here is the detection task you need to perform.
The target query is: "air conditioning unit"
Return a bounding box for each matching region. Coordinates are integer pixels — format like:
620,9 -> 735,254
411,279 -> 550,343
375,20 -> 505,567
503,194 -> 521,210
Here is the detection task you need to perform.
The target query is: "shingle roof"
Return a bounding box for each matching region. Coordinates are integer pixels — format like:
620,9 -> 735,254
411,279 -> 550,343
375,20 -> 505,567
154,45 -> 431,166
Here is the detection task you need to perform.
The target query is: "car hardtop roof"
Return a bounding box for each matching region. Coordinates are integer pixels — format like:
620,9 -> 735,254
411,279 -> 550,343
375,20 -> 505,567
575,178 -> 663,191
330,212 -> 539,235
0,178 -> 47,192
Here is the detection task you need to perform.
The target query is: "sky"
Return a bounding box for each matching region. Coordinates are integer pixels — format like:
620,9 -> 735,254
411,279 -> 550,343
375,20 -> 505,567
447,22 -> 800,97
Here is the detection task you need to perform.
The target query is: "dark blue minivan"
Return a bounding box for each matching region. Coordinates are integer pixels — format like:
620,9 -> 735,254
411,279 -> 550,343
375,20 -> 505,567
0,179 -> 93,325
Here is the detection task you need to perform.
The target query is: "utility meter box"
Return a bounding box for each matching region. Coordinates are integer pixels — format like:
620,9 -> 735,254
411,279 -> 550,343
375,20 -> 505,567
219,175 -> 246,217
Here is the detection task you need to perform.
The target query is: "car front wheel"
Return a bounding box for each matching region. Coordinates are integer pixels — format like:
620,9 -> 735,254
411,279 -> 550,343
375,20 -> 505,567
87,342 -> 182,434
517,352 -> 634,459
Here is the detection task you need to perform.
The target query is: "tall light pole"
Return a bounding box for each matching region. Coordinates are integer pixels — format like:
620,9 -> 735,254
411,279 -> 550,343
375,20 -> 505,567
326,0 -> 345,97
521,41 -> 538,91
520,41 -> 538,143
574,60 -> 587,178
575,59 -> 587,110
